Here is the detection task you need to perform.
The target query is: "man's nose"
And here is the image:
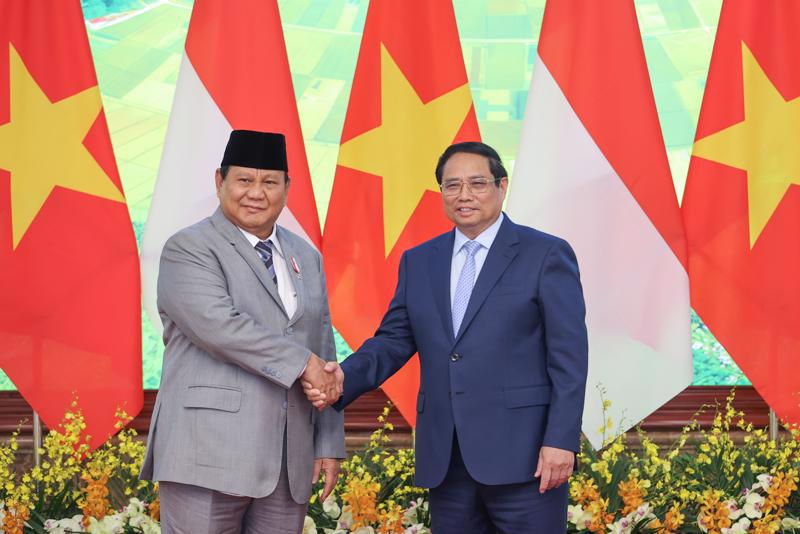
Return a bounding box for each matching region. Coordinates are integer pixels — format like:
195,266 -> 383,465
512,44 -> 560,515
246,185 -> 267,199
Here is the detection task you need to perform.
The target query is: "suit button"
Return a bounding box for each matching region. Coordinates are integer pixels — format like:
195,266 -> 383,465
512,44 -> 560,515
449,353 -> 460,362
285,327 -> 294,335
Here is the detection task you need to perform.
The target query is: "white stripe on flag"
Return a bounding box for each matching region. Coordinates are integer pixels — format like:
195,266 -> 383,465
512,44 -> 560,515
507,56 -> 691,448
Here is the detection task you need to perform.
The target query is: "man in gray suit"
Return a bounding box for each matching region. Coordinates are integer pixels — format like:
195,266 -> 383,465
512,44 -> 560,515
141,130 -> 345,534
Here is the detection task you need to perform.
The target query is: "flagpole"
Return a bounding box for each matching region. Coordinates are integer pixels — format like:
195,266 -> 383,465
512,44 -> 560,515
32,411 -> 42,467
769,409 -> 778,441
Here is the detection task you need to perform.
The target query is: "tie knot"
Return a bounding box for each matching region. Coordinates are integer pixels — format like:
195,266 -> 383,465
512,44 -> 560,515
255,240 -> 273,257
461,240 -> 481,257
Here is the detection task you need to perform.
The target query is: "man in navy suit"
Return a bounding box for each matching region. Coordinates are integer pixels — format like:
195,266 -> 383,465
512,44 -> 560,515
307,141 -> 588,533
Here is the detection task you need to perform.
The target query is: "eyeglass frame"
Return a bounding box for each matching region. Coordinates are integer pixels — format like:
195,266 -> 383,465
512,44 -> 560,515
438,176 -> 504,197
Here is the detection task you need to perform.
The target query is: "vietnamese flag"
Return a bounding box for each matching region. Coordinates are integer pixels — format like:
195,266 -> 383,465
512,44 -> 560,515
140,0 -> 321,330
0,1 -> 142,446
323,0 -> 480,425
506,0 -> 692,448
683,2 -> 800,424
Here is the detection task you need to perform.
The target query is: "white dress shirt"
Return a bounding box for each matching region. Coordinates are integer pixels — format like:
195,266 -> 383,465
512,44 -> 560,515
450,213 -> 505,306
239,226 -> 298,319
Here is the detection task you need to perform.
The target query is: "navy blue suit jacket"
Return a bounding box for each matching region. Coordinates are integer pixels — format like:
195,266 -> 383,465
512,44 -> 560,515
337,215 -> 588,488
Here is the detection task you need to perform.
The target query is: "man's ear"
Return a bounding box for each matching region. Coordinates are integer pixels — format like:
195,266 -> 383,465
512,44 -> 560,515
215,168 -> 223,197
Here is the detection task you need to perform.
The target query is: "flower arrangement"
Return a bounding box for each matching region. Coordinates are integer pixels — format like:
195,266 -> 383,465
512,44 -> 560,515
3,391 -> 800,533
304,405 -> 430,534
306,392 -> 800,534
0,400 -> 159,533
566,390 -> 800,533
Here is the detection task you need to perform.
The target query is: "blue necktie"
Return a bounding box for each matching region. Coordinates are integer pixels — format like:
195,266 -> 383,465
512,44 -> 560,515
452,240 -> 481,336
255,240 -> 278,288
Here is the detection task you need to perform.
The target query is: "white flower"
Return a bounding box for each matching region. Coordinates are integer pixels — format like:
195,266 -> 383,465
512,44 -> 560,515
44,515 -> 85,534
607,516 -> 633,534
725,499 -> 744,520
138,517 -> 162,534
322,494 -> 341,519
302,516 -> 317,534
86,514 -> 125,534
607,505 -> 656,534
754,474 -> 774,491
634,503 -> 654,520
743,491 -> 765,519
783,517 -> 800,529
698,513 -> 709,533
567,504 -> 593,530
125,497 -> 147,516
722,517 -> 751,534
403,525 -> 430,534
337,506 -> 354,529
403,499 -> 428,526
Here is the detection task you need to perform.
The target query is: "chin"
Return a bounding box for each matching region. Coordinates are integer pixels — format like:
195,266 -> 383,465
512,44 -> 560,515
456,214 -> 479,225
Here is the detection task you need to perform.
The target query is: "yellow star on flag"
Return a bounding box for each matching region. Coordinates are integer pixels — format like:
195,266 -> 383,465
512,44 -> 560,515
337,43 -> 473,257
693,41 -> 800,248
0,44 -> 124,249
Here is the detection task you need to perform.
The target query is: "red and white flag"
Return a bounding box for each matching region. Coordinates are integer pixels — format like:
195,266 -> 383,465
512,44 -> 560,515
506,1 -> 691,447
140,0 -> 320,328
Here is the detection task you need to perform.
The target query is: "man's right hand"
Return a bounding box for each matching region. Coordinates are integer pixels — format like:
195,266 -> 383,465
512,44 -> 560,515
300,355 -> 343,410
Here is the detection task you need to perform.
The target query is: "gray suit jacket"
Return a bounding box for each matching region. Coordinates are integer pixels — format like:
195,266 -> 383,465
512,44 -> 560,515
141,208 -> 345,502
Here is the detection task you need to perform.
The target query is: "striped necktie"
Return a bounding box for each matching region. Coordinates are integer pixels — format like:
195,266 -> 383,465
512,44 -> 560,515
255,240 -> 278,288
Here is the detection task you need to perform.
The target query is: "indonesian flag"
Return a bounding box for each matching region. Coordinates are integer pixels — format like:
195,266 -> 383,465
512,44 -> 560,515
140,0 -> 321,330
0,1 -> 142,446
323,0 -> 480,426
683,2 -> 800,424
506,1 -> 691,448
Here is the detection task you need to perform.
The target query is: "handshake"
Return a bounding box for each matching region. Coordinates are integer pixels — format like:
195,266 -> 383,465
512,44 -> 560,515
300,354 -> 344,410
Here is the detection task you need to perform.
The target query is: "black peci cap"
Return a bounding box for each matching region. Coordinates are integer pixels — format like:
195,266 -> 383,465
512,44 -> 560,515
220,130 -> 288,171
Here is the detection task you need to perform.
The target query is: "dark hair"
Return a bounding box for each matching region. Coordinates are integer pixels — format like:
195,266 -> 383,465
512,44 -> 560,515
219,165 -> 291,184
434,141 -> 507,186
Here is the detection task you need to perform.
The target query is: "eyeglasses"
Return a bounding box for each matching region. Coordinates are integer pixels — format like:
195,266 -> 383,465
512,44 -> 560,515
439,177 -> 500,197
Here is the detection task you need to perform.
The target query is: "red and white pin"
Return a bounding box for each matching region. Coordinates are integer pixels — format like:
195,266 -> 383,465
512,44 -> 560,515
290,257 -> 301,278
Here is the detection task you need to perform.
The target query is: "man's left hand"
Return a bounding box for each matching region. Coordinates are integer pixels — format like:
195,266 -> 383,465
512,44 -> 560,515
313,458 -> 341,501
534,446 -> 574,493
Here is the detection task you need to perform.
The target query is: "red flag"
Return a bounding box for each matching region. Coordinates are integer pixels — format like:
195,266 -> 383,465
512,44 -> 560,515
0,1 -> 142,446
323,0 -> 479,425
140,0 -> 321,329
683,1 -> 800,423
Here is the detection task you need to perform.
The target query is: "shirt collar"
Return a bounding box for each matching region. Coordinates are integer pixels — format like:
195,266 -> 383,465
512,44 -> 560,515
453,212 -> 504,256
238,225 -> 285,258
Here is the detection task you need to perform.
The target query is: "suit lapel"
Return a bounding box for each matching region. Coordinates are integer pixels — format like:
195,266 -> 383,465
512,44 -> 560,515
210,208 -> 288,317
430,230 -> 456,343
277,227 -> 306,327
454,216 -> 519,344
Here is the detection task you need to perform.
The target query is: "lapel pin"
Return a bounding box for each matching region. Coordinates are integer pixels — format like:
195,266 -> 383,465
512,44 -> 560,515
291,257 -> 302,278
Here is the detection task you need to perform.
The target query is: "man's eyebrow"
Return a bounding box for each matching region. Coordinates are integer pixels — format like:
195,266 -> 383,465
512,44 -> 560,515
444,174 -> 490,181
